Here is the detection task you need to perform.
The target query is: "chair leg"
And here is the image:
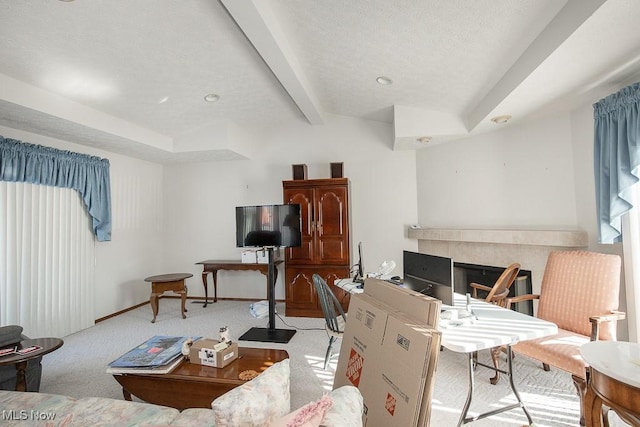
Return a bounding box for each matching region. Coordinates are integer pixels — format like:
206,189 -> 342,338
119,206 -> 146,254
324,336 -> 337,370
572,374 -> 588,426
490,346 -> 501,385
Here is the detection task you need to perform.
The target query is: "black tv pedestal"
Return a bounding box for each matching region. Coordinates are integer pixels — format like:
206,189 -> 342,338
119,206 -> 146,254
239,327 -> 296,344
239,247 -> 296,344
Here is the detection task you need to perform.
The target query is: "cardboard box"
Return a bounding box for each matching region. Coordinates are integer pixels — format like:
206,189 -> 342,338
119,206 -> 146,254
363,278 -> 440,328
190,339 -> 238,368
334,278 -> 441,427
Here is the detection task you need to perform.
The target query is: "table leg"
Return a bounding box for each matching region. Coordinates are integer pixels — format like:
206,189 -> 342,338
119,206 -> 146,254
457,352 -> 476,426
14,361 -> 28,392
212,270 -> 218,303
457,346 -> 534,425
150,292 -> 160,323
122,388 -> 133,401
583,371 -> 602,427
201,272 -> 209,307
180,288 -> 187,319
506,346 -> 534,425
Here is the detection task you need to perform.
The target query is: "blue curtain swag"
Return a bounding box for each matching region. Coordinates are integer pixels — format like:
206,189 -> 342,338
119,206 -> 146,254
594,82 -> 640,244
0,136 -> 112,241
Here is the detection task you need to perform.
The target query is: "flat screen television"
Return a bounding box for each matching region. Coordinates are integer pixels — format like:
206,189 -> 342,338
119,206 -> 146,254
235,204 -> 302,248
235,204 -> 302,344
402,250 -> 454,306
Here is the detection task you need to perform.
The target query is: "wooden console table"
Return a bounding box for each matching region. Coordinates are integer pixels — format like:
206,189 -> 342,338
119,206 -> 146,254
195,260 -> 283,307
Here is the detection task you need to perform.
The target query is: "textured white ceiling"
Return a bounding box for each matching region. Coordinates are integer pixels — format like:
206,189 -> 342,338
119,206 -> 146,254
1,0 -> 639,162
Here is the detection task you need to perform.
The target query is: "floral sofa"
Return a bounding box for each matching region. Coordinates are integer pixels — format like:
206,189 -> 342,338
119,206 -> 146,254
0,359 -> 363,426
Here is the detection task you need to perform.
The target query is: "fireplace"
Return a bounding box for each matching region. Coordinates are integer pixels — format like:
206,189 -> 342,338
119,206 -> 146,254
454,262 -> 533,315
408,227 -> 589,306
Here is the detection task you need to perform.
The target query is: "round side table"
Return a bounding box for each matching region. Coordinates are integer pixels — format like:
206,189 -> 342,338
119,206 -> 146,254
144,273 -> 193,323
581,341 -> 640,426
0,337 -> 64,391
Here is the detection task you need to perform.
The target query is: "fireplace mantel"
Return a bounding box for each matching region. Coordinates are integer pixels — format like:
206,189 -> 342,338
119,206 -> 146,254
408,227 -> 589,294
408,228 -> 588,247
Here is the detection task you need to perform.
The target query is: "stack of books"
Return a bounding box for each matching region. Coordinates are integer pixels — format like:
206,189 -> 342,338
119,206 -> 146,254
107,335 -> 199,374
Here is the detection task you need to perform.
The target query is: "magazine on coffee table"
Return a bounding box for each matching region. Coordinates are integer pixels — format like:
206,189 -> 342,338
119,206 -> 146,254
107,355 -> 184,375
108,336 -> 199,369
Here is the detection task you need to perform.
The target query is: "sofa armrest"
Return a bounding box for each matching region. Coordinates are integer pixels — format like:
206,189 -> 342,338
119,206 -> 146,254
0,325 -> 24,347
589,311 -> 626,341
506,294 -> 540,310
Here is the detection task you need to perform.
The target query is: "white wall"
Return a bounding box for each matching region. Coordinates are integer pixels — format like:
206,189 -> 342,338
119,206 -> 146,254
414,107 -> 628,338
0,126 -> 164,319
162,114 -> 418,300
416,115 -> 578,229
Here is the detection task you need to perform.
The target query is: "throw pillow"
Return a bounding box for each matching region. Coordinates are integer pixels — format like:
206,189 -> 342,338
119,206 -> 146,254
211,358 -> 290,426
270,394 -> 333,427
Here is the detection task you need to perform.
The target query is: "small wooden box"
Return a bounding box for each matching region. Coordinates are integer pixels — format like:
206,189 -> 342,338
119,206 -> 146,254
330,162 -> 344,178
292,164 -> 308,180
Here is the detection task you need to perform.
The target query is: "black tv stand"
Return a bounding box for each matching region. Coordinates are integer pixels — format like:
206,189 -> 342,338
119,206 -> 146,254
239,247 -> 296,344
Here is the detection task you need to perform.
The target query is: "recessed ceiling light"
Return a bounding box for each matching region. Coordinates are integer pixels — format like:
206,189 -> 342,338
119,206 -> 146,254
204,93 -> 220,102
416,136 -> 431,144
158,96 -> 169,104
376,76 -> 393,85
491,115 -> 512,124
59,0 -> 75,2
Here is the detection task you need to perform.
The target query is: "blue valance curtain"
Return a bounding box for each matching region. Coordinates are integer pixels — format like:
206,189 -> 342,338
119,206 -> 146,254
0,136 -> 112,241
594,82 -> 640,244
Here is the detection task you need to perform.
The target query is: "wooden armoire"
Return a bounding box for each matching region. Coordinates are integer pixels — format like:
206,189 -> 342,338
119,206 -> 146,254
283,178 -> 351,317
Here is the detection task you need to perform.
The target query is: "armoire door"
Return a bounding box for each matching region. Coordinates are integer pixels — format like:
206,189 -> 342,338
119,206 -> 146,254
315,186 -> 349,265
283,187 -> 314,264
284,266 -> 351,317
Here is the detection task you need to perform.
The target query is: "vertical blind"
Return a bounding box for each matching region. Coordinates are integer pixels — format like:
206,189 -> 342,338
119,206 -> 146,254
0,181 -> 95,337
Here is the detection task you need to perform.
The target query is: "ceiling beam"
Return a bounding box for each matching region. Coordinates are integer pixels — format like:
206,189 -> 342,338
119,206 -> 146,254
221,0 -> 324,125
466,0 -> 606,130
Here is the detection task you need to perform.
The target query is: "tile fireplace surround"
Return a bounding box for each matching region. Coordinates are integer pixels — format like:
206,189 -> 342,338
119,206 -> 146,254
408,227 -> 589,295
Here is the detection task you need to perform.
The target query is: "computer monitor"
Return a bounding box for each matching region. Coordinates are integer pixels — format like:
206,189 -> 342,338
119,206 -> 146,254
402,250 -> 454,306
353,242 -> 365,283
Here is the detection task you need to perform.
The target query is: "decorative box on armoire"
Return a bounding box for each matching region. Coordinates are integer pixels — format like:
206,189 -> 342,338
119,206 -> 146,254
283,178 -> 351,317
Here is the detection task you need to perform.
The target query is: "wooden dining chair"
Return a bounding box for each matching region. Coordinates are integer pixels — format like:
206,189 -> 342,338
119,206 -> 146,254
312,274 -> 347,370
470,262 -> 521,308
470,262 -> 521,384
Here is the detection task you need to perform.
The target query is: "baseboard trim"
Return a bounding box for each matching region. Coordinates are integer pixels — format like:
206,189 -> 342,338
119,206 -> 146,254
95,301 -> 148,323
94,296 -> 285,324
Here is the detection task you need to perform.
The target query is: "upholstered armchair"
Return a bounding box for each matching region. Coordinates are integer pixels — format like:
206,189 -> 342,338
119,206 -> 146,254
506,251 -> 625,426
0,325 -> 43,392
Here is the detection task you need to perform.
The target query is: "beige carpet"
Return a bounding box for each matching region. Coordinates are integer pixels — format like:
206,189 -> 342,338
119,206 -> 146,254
39,298 -> 623,426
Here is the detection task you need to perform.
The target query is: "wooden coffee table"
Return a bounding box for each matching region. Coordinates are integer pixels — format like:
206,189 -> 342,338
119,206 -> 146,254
112,346 -> 289,410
